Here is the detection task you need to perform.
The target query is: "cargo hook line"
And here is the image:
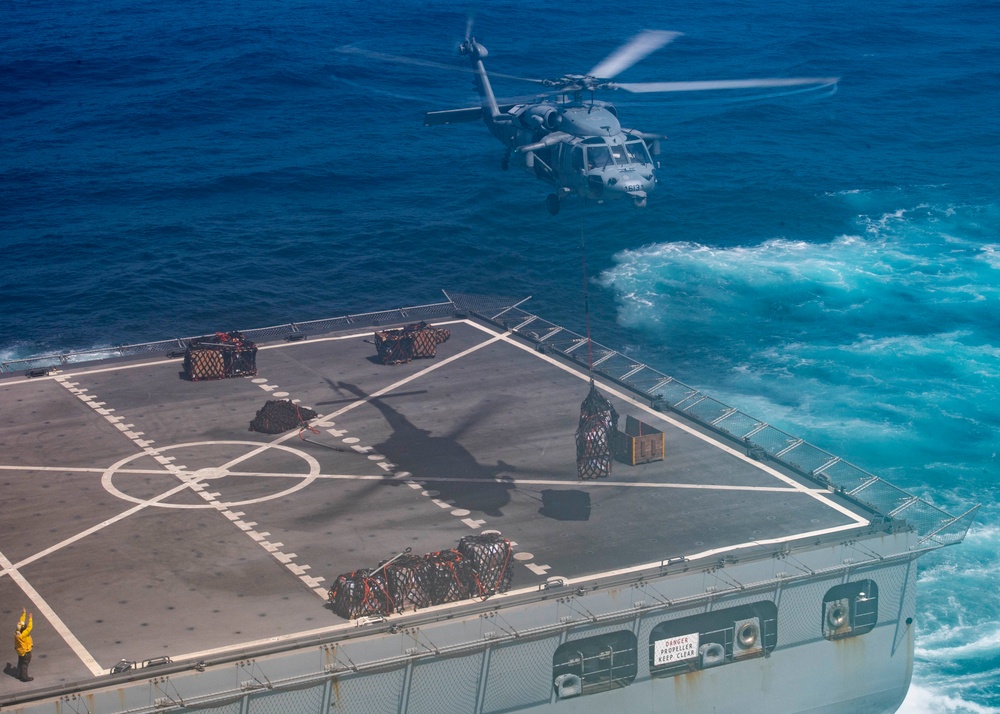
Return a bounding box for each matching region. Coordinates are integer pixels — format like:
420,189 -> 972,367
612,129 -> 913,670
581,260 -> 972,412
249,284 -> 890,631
579,208 -> 594,376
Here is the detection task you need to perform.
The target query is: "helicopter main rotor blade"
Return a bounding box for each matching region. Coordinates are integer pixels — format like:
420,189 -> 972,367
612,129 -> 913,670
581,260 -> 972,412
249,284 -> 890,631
335,45 -> 547,85
587,30 -> 682,80
614,77 -> 840,93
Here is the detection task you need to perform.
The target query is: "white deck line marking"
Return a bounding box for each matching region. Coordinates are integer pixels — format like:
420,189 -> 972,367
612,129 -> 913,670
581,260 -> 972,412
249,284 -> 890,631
1,482 -> 198,575
0,548 -> 104,677
217,331 -> 509,472
466,322 -> 870,527
52,467 -> 807,494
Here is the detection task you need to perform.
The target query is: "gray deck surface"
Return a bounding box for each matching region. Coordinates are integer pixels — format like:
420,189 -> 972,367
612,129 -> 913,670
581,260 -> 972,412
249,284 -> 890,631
0,317 -> 868,695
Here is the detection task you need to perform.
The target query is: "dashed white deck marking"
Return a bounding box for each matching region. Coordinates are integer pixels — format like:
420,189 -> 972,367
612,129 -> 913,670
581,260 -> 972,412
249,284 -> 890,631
41,377 -> 333,633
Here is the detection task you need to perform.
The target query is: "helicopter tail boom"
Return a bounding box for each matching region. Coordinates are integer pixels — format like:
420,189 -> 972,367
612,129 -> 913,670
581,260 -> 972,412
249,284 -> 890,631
424,104 -> 518,127
424,107 -> 483,126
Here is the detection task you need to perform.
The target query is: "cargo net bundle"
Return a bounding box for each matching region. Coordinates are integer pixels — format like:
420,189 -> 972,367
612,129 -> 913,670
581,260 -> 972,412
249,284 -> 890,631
373,321 -> 451,365
327,536 -> 514,619
423,549 -> 479,604
326,569 -> 393,620
575,382 -> 619,480
458,533 -> 514,597
183,331 -> 258,381
248,400 -> 318,434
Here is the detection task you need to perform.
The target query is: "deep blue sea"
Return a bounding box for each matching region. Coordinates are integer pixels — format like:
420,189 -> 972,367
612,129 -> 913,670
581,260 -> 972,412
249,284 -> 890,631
3,0 -> 998,710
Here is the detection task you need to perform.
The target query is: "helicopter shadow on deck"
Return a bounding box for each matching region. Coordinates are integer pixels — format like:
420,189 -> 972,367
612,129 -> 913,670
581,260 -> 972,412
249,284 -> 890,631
321,380 -> 520,518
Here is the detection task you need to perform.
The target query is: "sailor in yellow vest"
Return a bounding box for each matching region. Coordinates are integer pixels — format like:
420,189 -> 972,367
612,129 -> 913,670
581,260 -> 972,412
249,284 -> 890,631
14,609 -> 33,682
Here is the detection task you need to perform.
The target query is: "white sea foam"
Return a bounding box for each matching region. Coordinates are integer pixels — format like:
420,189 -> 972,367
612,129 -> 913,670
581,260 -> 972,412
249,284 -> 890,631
916,623 -> 1000,661
980,245 -> 1000,270
899,683 -> 1000,714
604,199 -> 1000,708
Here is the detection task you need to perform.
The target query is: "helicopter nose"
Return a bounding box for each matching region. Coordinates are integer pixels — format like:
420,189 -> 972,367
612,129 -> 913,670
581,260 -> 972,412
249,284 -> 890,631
606,168 -> 654,202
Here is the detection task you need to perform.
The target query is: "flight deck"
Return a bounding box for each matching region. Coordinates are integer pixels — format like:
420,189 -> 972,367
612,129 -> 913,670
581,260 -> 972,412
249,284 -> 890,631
0,306 -> 882,701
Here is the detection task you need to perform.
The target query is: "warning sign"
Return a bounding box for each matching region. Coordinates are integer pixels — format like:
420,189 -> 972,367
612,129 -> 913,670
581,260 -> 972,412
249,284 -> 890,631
653,633 -> 700,666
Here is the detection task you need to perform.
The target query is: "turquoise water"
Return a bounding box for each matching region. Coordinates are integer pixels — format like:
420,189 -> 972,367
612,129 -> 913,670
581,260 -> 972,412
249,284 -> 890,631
2,0 -> 998,710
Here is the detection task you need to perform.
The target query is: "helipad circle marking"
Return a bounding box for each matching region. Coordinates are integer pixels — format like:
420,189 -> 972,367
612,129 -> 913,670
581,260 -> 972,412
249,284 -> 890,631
252,378 -> 268,384
451,509 -> 471,517
342,437 -> 360,444
102,441 -> 321,509
422,490 -> 440,497
513,552 -> 534,561
273,391 -> 289,398
367,454 -> 385,461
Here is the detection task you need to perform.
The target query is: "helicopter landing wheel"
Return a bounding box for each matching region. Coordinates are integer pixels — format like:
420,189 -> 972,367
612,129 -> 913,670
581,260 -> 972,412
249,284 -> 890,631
546,193 -> 561,216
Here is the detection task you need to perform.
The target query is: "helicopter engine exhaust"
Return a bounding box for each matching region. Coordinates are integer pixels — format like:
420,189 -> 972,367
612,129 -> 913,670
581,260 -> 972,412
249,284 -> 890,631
525,106 -> 559,131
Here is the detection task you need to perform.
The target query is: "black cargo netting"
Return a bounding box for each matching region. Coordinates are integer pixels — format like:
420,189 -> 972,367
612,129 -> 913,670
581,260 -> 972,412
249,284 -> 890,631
575,382 -> 619,480
458,533 -> 513,597
183,331 -> 257,381
382,554 -> 434,611
373,322 -> 450,365
424,549 -> 478,603
248,400 -> 318,434
327,569 -> 393,619
328,536 -> 516,619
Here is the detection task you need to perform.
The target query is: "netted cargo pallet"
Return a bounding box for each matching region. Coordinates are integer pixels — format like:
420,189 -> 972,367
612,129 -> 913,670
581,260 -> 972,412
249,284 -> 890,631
382,554 -> 434,611
183,331 -> 257,381
576,382 -> 619,479
408,321 -> 450,358
458,532 -> 513,597
248,400 -> 318,434
328,534 -> 520,619
373,322 -> 450,365
423,549 -> 478,604
327,569 -> 393,619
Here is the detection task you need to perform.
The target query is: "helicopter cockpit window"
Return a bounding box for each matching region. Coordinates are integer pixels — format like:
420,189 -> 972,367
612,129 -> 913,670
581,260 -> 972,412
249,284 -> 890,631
625,141 -> 652,165
586,145 -> 613,170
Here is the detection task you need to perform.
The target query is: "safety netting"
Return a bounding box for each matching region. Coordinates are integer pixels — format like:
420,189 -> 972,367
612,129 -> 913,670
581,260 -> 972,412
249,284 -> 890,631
183,331 -> 258,381
248,400 -> 318,434
373,322 -> 451,365
575,382 -> 619,479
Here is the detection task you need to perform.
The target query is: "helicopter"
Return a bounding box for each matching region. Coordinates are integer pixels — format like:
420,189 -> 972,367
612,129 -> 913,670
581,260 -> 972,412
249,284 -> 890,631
422,31 -> 839,215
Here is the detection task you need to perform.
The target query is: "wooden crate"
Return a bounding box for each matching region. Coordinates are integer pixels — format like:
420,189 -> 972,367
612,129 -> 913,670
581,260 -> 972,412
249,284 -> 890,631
615,415 -> 664,465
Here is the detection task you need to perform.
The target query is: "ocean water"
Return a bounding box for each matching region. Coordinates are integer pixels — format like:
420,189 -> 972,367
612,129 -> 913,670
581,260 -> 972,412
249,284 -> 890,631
2,0 -> 998,710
